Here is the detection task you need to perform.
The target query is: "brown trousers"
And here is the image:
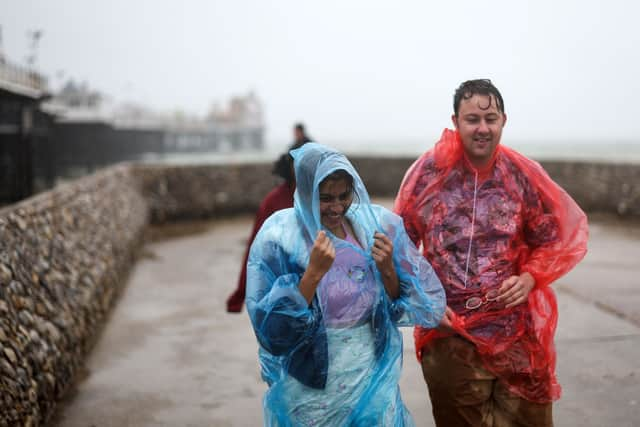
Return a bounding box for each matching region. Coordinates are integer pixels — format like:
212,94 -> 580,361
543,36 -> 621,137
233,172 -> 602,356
421,336 -> 553,427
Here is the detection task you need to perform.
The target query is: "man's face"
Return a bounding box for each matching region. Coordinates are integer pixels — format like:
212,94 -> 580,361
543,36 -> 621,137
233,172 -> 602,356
294,128 -> 305,142
452,94 -> 507,168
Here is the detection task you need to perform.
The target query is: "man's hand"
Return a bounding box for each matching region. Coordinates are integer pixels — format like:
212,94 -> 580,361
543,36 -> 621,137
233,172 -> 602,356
497,272 -> 535,309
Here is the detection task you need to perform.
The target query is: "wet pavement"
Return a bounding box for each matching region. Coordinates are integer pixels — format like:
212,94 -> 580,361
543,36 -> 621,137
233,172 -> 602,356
52,207 -> 640,427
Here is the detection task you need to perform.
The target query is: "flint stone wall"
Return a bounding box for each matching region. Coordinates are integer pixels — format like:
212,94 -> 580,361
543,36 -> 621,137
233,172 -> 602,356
350,157 -> 640,217
136,157 -> 640,222
539,161 -> 640,216
1,157 -> 639,426
0,165 -> 148,426
134,163 -> 281,223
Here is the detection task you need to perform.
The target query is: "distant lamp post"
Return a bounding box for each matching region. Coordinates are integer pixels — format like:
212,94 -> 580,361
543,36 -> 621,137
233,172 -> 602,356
25,29 -> 43,68
0,25 -> 6,63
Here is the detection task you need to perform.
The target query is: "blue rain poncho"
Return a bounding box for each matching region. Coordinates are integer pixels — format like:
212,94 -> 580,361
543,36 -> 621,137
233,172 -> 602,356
246,143 -> 446,426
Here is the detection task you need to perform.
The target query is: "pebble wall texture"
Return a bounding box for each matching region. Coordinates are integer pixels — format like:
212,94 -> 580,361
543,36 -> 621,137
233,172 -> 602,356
0,165 -> 148,426
132,158 -> 640,224
541,161 -> 640,217
133,163 -> 281,223
350,157 -> 640,217
1,156 -> 639,426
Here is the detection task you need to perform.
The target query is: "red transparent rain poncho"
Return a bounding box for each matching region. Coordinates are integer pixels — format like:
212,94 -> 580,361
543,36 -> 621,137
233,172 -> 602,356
394,129 -> 589,403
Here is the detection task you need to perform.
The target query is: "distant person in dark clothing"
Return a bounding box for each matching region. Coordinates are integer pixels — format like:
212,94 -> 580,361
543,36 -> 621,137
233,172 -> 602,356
226,123 -> 314,312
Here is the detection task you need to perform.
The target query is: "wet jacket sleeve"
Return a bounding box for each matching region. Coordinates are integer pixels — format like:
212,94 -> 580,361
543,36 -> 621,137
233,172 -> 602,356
516,160 -> 589,289
233,183 -> 294,298
376,207 -> 446,328
394,158 -> 427,247
245,220 -> 322,356
232,194 -> 281,302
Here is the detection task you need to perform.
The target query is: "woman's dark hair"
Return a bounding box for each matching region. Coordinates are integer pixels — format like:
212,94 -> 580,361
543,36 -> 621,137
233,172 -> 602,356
453,79 -> 505,116
321,169 -> 353,188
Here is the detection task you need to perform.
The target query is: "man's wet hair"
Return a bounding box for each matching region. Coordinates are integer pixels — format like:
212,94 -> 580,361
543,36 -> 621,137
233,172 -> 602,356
453,79 -> 505,116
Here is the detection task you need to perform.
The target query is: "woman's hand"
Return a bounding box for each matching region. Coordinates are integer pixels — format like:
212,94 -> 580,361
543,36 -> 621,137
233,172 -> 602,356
372,232 -> 400,299
299,231 -> 335,304
308,230 -> 335,276
372,232 -> 395,277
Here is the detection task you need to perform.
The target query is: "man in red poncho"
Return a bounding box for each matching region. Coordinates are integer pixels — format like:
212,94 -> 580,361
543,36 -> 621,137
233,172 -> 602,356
394,79 -> 588,426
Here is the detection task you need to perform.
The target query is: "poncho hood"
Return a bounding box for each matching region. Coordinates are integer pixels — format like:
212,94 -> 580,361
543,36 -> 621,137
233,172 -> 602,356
291,142 -> 379,246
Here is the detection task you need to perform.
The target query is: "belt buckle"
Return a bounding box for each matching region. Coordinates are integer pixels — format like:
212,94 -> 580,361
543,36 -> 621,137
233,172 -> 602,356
464,289 -> 499,310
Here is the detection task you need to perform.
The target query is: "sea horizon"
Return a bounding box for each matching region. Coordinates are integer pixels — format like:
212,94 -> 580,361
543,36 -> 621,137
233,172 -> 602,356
139,137 -> 640,166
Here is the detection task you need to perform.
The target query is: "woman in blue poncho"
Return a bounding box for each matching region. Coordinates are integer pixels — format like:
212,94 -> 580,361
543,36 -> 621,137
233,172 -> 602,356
246,143 -> 446,426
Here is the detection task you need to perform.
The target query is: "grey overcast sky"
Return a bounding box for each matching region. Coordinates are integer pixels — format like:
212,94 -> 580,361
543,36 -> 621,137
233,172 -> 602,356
2,0 -> 639,145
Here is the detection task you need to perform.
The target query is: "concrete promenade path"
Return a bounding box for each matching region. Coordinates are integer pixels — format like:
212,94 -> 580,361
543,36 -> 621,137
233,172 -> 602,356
52,204 -> 640,427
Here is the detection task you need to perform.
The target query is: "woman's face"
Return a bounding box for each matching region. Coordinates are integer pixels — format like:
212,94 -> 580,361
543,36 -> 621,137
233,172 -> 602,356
319,178 -> 353,234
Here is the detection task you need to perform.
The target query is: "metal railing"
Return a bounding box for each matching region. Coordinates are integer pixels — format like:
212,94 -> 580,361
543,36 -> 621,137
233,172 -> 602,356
0,59 -> 47,92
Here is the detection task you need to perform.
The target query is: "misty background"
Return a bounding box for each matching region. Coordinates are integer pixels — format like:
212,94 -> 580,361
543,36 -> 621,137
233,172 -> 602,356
2,0 -> 639,157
